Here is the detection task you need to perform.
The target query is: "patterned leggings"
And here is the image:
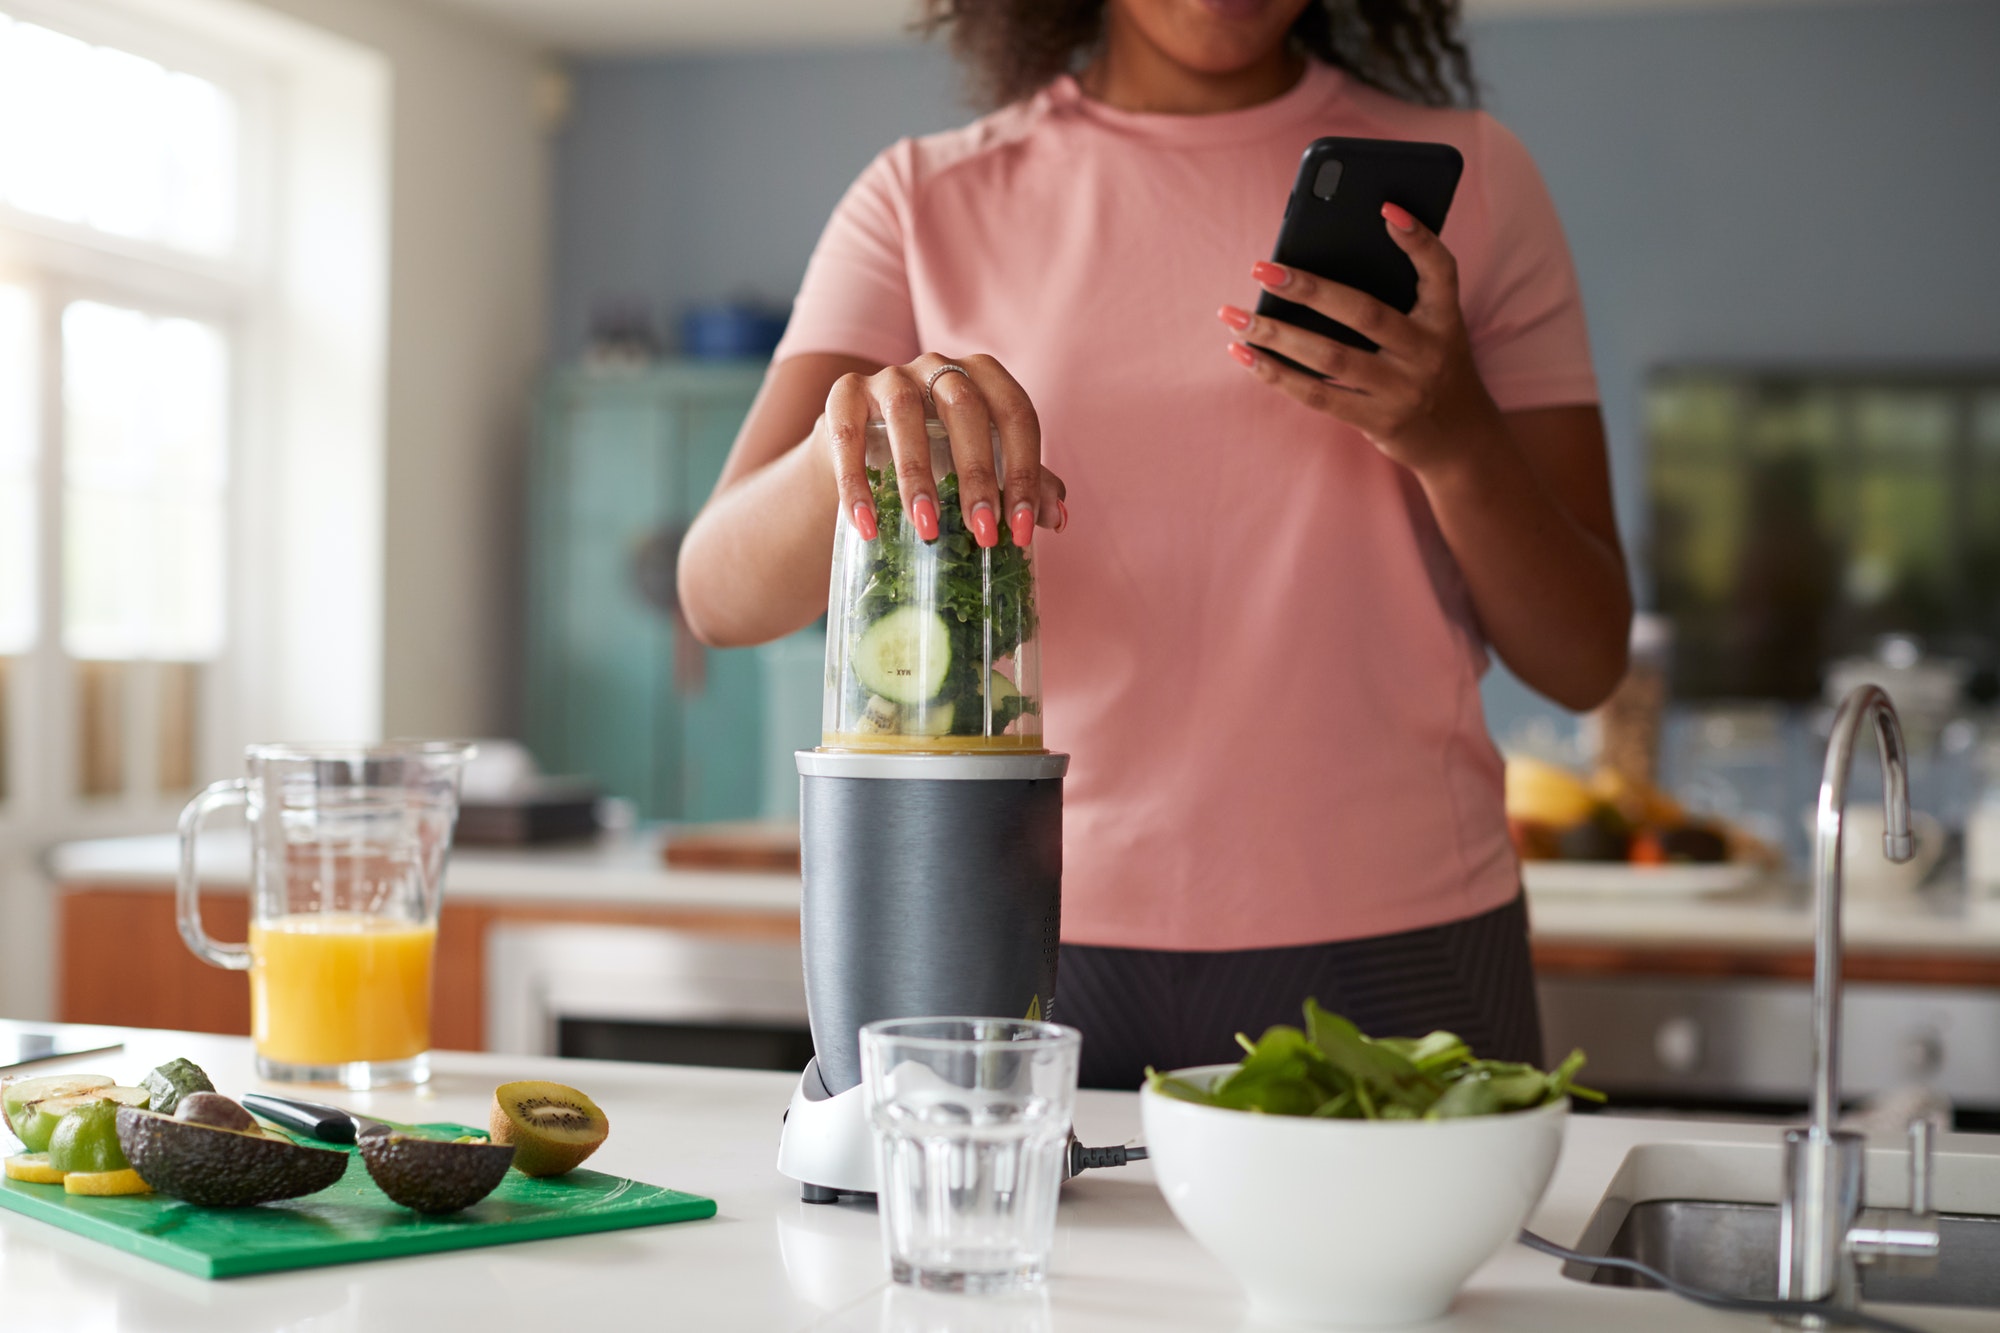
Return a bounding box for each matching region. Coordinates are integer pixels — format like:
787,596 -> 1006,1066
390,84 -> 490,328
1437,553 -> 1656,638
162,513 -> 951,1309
1054,894 -> 1544,1091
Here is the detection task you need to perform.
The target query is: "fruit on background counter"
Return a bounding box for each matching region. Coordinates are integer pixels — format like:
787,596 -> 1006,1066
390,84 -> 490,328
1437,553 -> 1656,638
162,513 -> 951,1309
1505,757 -> 1730,866
1503,757 -> 1598,829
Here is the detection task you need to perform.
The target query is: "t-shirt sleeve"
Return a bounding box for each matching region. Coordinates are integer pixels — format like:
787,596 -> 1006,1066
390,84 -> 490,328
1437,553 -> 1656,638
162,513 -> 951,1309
1459,116 -> 1598,411
770,142 -> 924,368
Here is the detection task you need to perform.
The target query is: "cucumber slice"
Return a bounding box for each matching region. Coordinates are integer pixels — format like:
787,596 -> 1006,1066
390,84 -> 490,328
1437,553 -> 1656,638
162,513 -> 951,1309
982,670 -> 1021,705
905,701 -> 956,736
853,608 -> 952,705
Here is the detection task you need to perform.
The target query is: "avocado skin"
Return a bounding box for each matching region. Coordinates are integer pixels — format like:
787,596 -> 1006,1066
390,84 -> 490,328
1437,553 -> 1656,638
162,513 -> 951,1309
116,1107 -> 348,1206
357,1133 -> 515,1214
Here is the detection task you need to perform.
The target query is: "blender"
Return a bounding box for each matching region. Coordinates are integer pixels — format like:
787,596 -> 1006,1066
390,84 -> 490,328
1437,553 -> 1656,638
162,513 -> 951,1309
777,419 -> 1067,1203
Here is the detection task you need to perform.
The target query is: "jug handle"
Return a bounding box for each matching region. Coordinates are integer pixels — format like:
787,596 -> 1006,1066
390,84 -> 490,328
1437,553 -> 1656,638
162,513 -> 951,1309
178,779 -> 251,971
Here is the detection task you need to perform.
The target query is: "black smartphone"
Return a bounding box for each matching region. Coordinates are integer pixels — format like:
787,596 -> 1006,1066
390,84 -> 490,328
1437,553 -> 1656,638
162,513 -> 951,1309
1253,136 -> 1464,374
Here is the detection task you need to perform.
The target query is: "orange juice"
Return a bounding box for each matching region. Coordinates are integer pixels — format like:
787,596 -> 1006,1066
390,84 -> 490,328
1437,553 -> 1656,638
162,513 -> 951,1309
248,913 -> 436,1067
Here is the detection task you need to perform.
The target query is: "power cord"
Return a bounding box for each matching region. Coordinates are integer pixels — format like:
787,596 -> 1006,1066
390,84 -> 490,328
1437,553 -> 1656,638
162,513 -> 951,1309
1518,1229 -> 1931,1333
1072,1136 -> 1152,1168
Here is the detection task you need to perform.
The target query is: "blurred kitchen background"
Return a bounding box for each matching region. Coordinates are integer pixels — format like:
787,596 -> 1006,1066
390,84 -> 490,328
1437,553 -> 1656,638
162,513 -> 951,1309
4,0 -> 2000,1121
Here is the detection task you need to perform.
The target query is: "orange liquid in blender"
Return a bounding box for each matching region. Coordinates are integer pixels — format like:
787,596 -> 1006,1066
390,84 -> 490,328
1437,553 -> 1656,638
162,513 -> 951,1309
248,914 -> 435,1067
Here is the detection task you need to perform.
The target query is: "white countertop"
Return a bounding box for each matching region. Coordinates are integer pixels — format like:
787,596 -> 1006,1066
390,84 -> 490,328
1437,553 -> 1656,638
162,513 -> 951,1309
5,1022 -> 1995,1332
47,830 -> 802,915
49,832 -> 2000,956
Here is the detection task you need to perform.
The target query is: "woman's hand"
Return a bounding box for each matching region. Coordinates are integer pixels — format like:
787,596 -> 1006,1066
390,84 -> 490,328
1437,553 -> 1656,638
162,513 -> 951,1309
1216,202 -> 1497,479
819,352 -> 1067,548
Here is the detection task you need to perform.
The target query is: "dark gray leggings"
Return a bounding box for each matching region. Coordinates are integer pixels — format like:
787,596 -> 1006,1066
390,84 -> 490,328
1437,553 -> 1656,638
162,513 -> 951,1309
1054,893 -> 1544,1091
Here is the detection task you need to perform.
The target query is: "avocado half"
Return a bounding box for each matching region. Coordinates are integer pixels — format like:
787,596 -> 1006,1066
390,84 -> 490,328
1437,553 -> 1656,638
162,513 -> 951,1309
116,1107 -> 348,1206
357,1132 -> 516,1214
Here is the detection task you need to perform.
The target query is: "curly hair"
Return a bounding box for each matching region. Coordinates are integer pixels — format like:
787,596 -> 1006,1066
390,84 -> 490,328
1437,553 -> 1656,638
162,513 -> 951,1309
921,1 -> 1476,111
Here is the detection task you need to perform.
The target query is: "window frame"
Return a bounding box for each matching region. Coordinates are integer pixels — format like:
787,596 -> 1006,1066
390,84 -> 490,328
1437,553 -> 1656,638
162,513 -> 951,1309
0,0 -> 270,828
0,0 -> 274,282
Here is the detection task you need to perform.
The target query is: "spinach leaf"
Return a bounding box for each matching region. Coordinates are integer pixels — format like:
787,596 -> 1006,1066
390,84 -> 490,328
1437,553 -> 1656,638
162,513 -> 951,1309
1143,1000 -> 1603,1121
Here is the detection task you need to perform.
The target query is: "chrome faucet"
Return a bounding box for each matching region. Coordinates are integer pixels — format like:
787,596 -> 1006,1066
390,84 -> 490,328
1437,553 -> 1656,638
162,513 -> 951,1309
1779,684 -> 1940,1319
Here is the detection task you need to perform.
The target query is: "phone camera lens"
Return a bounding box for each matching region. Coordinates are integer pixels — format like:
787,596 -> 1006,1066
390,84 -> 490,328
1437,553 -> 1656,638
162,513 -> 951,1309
1311,160 -> 1343,201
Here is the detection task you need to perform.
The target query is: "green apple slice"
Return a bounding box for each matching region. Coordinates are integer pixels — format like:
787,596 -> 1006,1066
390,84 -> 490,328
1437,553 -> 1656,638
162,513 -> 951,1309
3,1075 -> 113,1146
17,1086 -> 149,1154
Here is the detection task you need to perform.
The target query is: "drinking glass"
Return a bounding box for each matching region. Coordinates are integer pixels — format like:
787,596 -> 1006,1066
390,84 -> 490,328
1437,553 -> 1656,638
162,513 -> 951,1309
177,742 -> 473,1088
860,1017 -> 1081,1294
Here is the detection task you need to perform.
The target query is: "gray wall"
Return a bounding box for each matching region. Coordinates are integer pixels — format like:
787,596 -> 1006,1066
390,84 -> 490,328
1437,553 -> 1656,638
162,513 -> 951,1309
549,0 -> 2000,735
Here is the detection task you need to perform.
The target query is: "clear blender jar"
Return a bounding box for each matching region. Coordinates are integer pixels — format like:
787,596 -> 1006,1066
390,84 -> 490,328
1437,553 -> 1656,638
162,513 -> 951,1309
822,419 -> 1043,752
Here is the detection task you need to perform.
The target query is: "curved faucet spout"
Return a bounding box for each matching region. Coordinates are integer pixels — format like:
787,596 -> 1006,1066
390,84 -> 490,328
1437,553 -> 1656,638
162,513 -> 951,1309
1810,684 -> 1913,1135
1782,684 -> 1932,1312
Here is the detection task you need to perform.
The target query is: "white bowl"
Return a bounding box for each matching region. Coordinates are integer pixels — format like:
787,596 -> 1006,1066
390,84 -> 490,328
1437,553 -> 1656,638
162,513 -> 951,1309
1141,1066 -> 1567,1327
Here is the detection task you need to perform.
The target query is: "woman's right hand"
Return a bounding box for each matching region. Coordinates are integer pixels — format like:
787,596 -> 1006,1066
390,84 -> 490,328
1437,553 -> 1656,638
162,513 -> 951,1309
818,352 -> 1067,548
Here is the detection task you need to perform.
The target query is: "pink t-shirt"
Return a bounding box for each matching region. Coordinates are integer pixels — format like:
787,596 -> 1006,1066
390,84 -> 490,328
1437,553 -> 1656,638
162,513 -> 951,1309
775,61 -> 1598,951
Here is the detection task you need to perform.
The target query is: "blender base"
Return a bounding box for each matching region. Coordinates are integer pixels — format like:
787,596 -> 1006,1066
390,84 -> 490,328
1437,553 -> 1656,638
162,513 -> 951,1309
776,1058 -> 877,1203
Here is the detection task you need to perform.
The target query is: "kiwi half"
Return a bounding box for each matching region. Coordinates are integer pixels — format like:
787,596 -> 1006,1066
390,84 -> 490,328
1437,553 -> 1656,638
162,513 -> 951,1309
488,1081 -> 608,1178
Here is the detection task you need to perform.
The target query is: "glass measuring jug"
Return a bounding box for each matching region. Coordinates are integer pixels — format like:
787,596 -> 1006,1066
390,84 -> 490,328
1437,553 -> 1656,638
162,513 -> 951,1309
823,420 -> 1043,752
176,742 -> 474,1088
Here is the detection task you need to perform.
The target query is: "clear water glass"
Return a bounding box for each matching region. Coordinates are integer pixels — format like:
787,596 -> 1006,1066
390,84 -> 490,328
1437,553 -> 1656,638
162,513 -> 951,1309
860,1017 -> 1081,1294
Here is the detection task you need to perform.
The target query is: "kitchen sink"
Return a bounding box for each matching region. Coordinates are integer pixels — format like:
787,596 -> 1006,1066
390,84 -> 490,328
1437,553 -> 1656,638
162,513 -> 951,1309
1566,1199 -> 2000,1310
1562,1140 -> 2000,1312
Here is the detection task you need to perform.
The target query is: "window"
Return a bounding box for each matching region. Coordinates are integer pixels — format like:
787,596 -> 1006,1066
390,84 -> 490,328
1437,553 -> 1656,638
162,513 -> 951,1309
0,12 -> 238,255
1649,368 -> 2000,701
0,3 -> 248,814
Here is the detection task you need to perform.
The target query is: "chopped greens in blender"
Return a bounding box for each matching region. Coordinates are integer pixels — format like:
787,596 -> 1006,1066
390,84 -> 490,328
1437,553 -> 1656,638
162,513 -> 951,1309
841,467 -> 1039,743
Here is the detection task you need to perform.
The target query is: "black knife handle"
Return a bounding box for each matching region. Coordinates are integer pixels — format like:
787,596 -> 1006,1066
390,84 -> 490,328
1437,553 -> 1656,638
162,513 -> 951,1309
242,1092 -> 356,1144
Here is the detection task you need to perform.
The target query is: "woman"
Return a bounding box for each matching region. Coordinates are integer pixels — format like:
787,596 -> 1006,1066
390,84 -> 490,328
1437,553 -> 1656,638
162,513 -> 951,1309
678,0 -> 1630,1089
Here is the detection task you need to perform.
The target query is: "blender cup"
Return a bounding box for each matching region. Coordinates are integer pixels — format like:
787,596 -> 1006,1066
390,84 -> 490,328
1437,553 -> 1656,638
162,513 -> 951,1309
823,420 -> 1043,753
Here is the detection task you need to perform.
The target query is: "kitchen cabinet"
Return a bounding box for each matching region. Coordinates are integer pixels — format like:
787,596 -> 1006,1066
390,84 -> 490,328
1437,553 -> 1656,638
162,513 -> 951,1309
57,884 -> 797,1052
525,361 -> 801,822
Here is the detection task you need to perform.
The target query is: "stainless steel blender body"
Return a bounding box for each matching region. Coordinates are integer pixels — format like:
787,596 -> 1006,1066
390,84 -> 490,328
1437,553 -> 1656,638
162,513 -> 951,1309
796,750 -> 1067,1094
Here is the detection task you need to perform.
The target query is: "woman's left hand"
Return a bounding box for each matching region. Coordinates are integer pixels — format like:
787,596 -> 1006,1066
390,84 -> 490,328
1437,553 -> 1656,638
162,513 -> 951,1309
1218,203 -> 1499,477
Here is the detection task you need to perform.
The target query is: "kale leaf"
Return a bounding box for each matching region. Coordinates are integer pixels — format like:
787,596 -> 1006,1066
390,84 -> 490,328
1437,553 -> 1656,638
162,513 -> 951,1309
851,467 -> 1041,736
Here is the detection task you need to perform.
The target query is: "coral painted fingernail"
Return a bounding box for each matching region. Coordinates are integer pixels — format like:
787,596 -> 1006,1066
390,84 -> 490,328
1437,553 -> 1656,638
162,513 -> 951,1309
969,501 -> 998,548
853,501 -> 878,542
1382,202 -> 1416,232
1227,342 -> 1258,368
1010,504 -> 1035,548
1055,499 -> 1069,533
912,495 -> 940,542
1251,261 -> 1289,288
1217,304 -> 1252,331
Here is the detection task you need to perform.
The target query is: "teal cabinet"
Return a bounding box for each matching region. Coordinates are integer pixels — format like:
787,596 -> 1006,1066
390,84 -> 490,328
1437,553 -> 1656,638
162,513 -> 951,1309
525,360 -> 790,822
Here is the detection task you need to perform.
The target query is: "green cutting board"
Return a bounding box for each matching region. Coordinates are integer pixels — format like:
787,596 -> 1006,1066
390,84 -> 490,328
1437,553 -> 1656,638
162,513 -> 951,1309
0,1124 -> 715,1278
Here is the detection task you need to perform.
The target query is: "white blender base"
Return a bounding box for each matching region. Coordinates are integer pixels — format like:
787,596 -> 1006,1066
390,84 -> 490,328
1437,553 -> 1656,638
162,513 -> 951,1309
777,1058 -> 877,1201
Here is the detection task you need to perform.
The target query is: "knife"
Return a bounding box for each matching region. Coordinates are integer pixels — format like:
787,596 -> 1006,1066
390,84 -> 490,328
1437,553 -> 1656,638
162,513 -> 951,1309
241,1092 -> 394,1144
